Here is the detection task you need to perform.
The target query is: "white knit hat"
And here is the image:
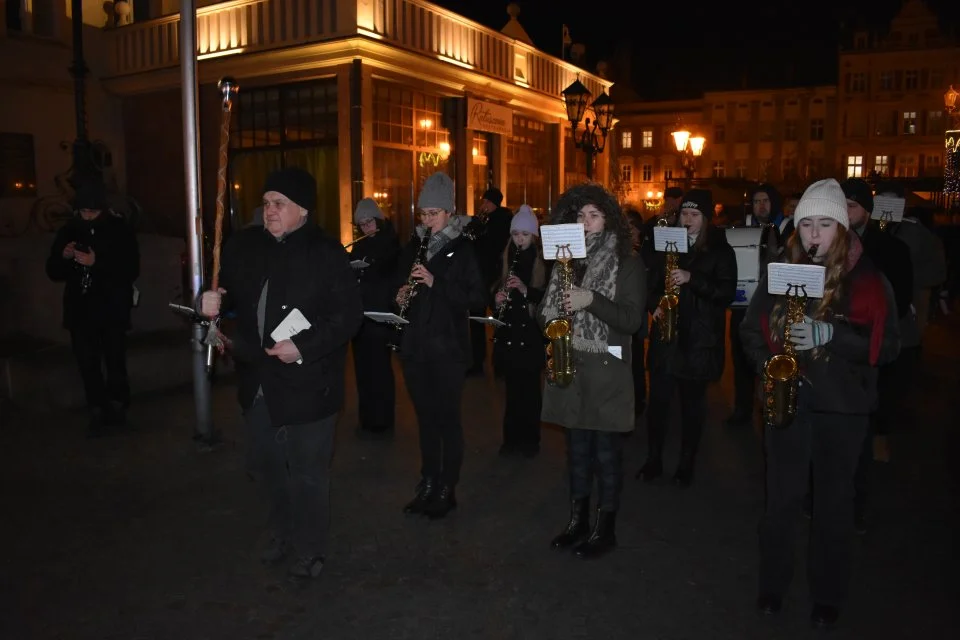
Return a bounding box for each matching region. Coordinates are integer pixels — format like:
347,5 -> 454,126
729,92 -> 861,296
794,178 -> 849,229
510,204 -> 539,236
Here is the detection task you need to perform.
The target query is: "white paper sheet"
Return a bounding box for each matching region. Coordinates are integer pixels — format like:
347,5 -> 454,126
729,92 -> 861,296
870,196 -> 905,223
363,311 -> 409,325
469,316 -> 507,327
270,308 -> 312,364
653,226 -> 689,253
350,259 -> 369,269
540,223 -> 587,260
767,263 -> 826,298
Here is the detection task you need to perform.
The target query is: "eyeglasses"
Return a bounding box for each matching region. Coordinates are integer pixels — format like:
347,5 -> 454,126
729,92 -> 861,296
419,210 -> 443,219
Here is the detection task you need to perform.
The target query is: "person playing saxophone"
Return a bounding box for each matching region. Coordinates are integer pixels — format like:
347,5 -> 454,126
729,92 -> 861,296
539,183 -> 645,560
492,205 -> 547,458
392,173 -> 485,519
637,189 -> 737,488
739,179 -> 900,628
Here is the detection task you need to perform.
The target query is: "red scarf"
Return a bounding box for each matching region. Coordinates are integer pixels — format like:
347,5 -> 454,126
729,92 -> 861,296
761,233 -> 888,365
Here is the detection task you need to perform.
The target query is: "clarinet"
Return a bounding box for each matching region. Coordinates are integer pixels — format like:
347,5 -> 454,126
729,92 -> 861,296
388,233 -> 430,352
495,245 -> 522,324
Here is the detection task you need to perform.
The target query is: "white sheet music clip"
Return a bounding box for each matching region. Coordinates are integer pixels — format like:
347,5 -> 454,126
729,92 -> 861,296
469,316 -> 506,327
364,311 -> 409,325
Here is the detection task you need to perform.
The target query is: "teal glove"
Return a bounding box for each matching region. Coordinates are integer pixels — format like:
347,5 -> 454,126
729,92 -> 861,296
789,315 -> 834,351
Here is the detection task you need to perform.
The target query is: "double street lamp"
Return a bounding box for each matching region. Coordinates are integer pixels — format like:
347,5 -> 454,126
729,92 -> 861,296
562,79 -> 614,180
671,129 -> 706,189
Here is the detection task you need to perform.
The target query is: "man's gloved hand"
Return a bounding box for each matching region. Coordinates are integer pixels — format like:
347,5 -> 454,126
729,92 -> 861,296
789,315 -> 834,351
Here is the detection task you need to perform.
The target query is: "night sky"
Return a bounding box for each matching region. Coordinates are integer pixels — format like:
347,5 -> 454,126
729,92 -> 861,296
437,0 -> 958,99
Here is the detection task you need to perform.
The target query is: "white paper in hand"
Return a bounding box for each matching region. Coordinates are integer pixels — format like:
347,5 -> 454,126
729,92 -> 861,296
270,308 -> 312,364
653,226 -> 689,253
350,259 -> 370,269
363,311 -> 409,325
767,263 -> 826,298
540,224 -> 587,260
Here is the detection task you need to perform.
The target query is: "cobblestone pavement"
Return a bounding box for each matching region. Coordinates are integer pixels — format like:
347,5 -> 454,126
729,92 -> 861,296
1,318 -> 956,640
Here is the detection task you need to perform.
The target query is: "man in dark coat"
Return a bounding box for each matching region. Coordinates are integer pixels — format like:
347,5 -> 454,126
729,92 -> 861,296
199,167 -> 363,582
46,180 -> 140,435
465,187 -> 512,375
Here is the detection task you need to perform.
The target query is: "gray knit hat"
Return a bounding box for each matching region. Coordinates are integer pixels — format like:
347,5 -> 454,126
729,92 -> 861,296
354,197 -> 384,223
417,173 -> 455,212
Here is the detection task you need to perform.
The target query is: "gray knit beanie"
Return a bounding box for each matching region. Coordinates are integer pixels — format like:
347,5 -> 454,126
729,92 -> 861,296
353,197 -> 384,223
417,173 -> 455,212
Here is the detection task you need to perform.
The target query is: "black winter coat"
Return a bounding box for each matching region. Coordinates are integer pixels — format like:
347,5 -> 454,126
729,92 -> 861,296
857,223 -> 914,319
393,229 -> 486,365
349,220 -> 400,311
218,223 -> 363,426
46,214 -> 140,330
469,207 -> 513,290
646,225 -> 738,381
492,244 -> 545,371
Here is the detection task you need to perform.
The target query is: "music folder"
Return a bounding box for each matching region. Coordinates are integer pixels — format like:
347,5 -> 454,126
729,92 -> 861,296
270,308 -> 312,364
364,311 -> 409,325
469,316 -> 506,327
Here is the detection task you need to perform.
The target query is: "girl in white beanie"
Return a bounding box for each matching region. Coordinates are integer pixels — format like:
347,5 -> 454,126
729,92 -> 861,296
739,178 -> 900,627
492,205 -> 547,457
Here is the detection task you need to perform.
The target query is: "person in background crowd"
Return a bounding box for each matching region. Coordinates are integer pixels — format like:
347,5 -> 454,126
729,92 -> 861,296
638,189 -> 737,487
541,183 -> 645,559
840,178 -> 913,530
200,167 -> 363,582
394,173 -> 486,519
465,187 -> 513,376
492,205 -> 546,458
741,178 -> 899,628
625,207 -> 649,418
349,198 -> 400,438
46,179 -> 140,436
726,183 -> 782,428
780,192 -> 802,237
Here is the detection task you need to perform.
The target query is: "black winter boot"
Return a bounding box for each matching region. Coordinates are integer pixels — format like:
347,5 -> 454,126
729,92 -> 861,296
423,484 -> 457,519
403,478 -> 436,515
573,510 -> 617,559
550,498 -> 591,549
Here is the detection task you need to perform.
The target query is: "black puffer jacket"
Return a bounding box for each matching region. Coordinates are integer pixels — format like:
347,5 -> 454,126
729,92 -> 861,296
349,219 -> 400,311
646,224 -> 738,381
218,223 -> 363,426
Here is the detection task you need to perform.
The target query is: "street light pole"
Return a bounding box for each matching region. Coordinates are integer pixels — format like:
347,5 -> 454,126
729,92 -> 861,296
561,80 -> 614,181
69,0 -> 98,188
944,85 -> 959,207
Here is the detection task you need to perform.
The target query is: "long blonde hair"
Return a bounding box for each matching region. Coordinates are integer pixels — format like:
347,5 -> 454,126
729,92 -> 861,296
770,225 -> 851,349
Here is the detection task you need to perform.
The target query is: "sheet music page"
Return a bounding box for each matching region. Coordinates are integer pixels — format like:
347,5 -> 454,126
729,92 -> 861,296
767,263 -> 826,298
540,224 -> 587,260
653,226 -> 689,253
363,311 -> 409,325
469,316 -> 507,327
870,196 -> 905,223
270,308 -> 312,365
350,259 -> 369,269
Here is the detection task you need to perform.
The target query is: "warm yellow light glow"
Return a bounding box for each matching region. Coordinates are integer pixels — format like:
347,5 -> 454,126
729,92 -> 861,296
233,183 -> 240,190
436,54 -> 474,70
646,191 -> 653,198
472,147 -> 478,157
357,27 -> 384,40
657,191 -> 663,198
439,142 -> 451,159
420,119 -> 433,129
515,79 -> 530,88
197,47 -> 246,61
672,130 -> 690,153
689,136 -> 706,157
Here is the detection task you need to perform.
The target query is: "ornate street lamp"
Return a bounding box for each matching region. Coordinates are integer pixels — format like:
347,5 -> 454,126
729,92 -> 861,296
945,85 -> 960,199
562,79 -> 614,180
672,127 -> 706,188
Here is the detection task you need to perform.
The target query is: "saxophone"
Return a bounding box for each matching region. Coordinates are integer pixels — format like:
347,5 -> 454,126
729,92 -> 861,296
761,282 -> 807,429
388,233 -> 430,352
656,218 -> 680,343
543,244 -> 575,387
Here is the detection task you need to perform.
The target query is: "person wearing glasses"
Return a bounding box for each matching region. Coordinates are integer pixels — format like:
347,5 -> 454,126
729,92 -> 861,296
393,172 -> 486,519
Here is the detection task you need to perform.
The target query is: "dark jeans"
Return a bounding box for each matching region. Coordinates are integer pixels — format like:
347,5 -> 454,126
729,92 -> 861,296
631,332 -> 647,411
646,370 -> 709,461
468,308 -> 488,372
567,428 -> 624,511
352,321 -> 395,431
402,358 -> 466,486
729,308 -> 756,417
502,366 -> 542,452
759,410 -> 868,607
70,324 -> 130,411
244,399 -> 337,558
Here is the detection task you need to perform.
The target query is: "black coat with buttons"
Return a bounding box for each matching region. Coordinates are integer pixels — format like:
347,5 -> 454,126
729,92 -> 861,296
492,245 -> 546,371
218,223 -> 363,426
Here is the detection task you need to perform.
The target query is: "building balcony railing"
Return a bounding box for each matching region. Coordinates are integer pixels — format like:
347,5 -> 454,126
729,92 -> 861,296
105,0 -> 609,99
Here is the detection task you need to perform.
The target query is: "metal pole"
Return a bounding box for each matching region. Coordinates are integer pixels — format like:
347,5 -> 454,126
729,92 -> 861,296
69,0 -> 97,187
179,0 -> 215,443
